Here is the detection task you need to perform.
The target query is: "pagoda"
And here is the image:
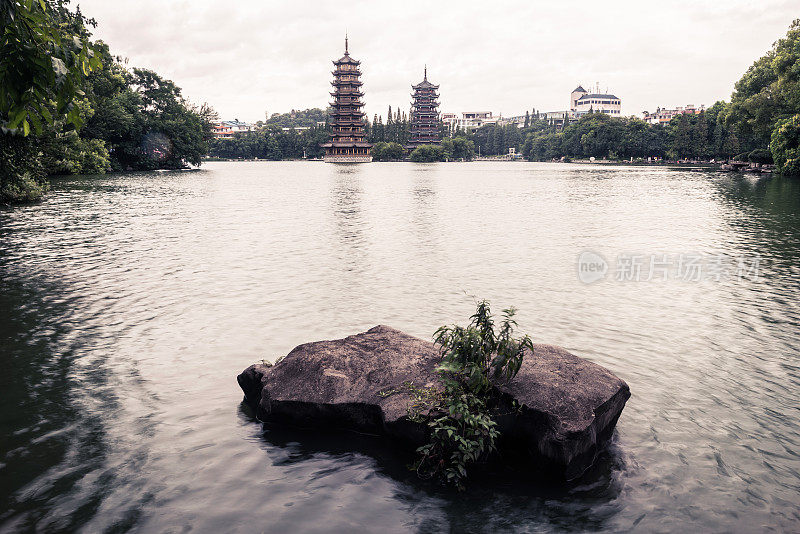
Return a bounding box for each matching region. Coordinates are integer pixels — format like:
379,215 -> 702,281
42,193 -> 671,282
407,66 -> 441,148
322,37 -> 372,163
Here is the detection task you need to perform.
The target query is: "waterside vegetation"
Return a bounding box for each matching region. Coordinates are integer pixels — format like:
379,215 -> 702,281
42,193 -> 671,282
1,0 -> 214,204
412,301 -> 533,490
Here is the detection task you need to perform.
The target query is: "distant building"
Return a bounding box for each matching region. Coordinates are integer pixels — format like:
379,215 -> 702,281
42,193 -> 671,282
441,111 -> 500,132
570,85 -> 622,116
212,119 -> 253,139
321,37 -> 372,163
642,104 -> 706,125
407,66 -> 441,147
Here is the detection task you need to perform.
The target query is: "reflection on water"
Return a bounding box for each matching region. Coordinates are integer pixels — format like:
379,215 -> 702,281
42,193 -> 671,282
1,162 -> 799,532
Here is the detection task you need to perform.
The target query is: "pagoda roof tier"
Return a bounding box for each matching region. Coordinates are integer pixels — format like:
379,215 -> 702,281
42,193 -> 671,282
331,81 -> 363,87
332,70 -> 362,76
412,89 -> 440,96
329,120 -> 366,126
330,101 -> 366,107
329,113 -> 365,119
321,141 -> 373,148
332,53 -> 360,66
330,92 -> 365,98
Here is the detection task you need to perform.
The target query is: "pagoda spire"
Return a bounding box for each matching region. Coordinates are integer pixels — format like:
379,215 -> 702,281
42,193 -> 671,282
345,33 -> 348,53
424,64 -> 427,81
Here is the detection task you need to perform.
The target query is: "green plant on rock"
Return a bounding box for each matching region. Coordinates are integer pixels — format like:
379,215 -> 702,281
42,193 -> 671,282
413,300 -> 533,490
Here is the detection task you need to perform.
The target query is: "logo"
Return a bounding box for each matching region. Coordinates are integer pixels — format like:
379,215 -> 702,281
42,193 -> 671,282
578,251 -> 608,284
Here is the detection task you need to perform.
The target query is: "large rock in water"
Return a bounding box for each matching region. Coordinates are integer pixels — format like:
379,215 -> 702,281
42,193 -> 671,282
238,325 -> 630,479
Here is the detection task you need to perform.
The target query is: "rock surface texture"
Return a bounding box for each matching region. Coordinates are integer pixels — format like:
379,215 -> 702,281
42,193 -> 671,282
238,325 -> 630,479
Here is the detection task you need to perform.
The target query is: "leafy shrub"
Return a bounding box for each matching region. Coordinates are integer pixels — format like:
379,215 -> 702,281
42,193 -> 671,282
747,148 -> 773,164
413,301 -> 533,489
409,144 -> 444,162
372,141 -> 405,161
770,114 -> 800,176
0,172 -> 48,203
1,133 -> 48,204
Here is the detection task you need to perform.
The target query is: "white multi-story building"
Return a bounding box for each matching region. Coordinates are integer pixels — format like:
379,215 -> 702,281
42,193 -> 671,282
212,119 -> 254,139
570,85 -> 622,116
441,111 -> 499,132
642,104 -> 705,125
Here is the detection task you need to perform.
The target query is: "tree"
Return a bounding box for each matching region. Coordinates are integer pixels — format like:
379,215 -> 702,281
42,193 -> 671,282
770,114 -> 800,175
691,111 -> 709,159
726,19 -> 800,152
129,68 -> 209,168
452,136 -> 475,160
371,141 -> 404,161
410,144 -> 444,162
1,0 -> 100,202
1,0 -> 101,136
670,114 -> 693,159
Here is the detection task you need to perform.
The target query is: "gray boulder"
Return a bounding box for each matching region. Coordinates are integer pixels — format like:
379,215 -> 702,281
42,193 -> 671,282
238,325 -> 630,479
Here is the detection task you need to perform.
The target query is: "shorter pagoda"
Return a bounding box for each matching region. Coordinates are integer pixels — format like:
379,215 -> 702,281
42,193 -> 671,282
321,37 -> 372,163
407,66 -> 441,148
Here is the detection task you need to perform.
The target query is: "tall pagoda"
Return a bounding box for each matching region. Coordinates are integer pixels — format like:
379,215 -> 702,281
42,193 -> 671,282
322,37 -> 372,163
407,66 -> 441,148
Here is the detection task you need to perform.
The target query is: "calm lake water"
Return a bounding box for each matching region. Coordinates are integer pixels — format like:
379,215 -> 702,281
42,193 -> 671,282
1,161 -> 799,533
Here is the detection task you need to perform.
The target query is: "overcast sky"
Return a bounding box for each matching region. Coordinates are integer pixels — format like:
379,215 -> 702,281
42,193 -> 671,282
78,0 -> 796,122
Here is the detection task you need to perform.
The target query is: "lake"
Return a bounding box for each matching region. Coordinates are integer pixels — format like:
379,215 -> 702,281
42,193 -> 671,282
1,161 -> 799,532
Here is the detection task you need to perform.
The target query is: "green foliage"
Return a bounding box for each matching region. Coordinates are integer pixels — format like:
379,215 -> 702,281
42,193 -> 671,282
770,114 -> 800,175
414,383 -> 499,491
409,144 -> 444,162
434,301 -> 533,392
726,19 -> 800,153
747,148 -> 773,164
470,124 -> 523,157
523,113 -> 669,161
264,108 -> 327,129
207,125 -> 329,160
440,136 -> 475,160
366,106 -> 411,144
371,141 -> 404,161
43,131 -> 111,174
414,301 -> 533,490
0,133 -> 47,203
1,0 -> 101,136
669,114 -> 693,159
1,2 -> 214,204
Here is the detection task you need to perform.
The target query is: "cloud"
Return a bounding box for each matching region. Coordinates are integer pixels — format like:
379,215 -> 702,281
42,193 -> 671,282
80,0 -> 798,121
